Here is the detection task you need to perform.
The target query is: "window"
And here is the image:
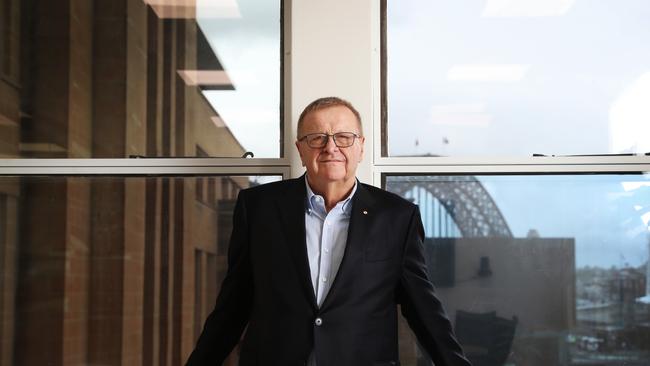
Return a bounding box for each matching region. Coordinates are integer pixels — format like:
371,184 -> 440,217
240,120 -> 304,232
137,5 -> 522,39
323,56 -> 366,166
1,0 -> 281,159
381,1 -> 650,364
383,0 -> 650,157
0,173 -> 283,365
385,173 -> 650,366
0,1 -> 287,365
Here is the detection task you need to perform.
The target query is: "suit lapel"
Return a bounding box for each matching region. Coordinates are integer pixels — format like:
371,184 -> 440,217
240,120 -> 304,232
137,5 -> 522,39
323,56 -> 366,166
320,182 -> 377,311
276,176 -> 318,309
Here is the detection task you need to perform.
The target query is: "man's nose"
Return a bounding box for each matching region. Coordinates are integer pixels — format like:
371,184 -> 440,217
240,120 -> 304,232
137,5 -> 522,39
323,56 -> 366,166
323,135 -> 339,152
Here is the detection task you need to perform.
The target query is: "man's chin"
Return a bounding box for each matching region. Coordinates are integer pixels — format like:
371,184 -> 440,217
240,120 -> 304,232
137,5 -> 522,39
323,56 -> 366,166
306,167 -> 355,184
321,173 -> 354,185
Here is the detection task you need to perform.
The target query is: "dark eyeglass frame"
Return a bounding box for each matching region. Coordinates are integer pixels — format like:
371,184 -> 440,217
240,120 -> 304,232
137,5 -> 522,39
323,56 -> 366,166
297,132 -> 361,148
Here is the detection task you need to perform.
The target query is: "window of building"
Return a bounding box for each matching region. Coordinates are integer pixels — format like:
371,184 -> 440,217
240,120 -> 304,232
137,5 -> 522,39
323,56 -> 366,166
383,0 -> 650,157
1,0 -> 282,159
385,173 -> 650,364
381,1 -> 650,364
0,173 -> 284,365
0,1 -> 287,365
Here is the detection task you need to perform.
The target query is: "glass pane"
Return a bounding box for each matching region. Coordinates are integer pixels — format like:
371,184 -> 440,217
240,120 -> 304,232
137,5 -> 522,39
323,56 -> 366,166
386,1 -> 650,157
0,175 -> 280,365
0,0 -> 281,159
386,173 -> 650,365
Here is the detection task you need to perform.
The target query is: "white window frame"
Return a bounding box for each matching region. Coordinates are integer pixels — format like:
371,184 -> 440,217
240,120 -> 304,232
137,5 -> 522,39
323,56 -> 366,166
0,158 -> 291,177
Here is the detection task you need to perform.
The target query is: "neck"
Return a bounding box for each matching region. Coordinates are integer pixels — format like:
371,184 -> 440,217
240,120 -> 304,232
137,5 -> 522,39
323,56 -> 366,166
306,175 -> 356,212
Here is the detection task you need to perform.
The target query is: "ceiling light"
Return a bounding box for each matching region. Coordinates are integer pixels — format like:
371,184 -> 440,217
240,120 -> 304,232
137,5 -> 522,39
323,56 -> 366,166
431,103 -> 492,126
482,0 -> 576,17
447,64 -> 530,82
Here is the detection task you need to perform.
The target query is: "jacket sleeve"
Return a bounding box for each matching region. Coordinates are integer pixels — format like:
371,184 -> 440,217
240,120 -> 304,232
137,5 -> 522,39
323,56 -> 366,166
398,206 -> 472,366
186,190 -> 254,365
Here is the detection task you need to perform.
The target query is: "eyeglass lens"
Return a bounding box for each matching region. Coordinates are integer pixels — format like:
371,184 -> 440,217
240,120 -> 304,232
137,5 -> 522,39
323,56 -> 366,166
307,133 -> 356,148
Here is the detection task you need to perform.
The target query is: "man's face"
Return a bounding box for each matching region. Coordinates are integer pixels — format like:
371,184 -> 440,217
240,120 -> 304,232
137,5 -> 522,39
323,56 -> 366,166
296,105 -> 365,187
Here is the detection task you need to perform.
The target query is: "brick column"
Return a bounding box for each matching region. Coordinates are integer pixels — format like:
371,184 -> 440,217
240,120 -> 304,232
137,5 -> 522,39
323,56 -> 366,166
90,1 -> 147,366
15,0 -> 93,364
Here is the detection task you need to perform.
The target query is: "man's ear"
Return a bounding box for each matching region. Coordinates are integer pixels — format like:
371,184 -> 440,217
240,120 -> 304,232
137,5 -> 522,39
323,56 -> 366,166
295,141 -> 305,166
359,136 -> 366,162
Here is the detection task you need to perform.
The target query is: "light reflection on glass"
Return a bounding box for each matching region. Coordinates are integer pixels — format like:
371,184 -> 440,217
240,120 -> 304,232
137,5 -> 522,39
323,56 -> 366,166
447,64 -> 531,82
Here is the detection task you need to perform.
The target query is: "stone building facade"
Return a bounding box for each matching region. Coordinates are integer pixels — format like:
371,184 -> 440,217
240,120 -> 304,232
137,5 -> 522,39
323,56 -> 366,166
0,1 -> 248,365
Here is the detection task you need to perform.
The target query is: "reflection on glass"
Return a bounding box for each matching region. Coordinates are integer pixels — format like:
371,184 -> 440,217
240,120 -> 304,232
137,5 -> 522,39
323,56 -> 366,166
0,0 -> 280,159
0,175 -> 280,365
386,1 -> 650,156
198,0 -> 282,158
386,174 -> 650,365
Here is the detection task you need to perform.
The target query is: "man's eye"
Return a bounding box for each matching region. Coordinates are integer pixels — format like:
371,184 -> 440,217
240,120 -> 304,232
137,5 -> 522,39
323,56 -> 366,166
310,135 -> 327,144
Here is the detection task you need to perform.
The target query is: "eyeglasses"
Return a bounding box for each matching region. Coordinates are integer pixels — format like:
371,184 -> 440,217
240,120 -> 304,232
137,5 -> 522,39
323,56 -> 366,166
298,132 -> 361,148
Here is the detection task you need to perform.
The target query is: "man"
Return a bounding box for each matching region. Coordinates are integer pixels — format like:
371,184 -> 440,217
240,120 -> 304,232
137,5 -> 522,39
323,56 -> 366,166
187,97 -> 470,366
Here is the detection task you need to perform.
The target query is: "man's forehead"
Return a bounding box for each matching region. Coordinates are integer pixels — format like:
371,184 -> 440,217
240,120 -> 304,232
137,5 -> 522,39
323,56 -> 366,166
301,106 -> 361,132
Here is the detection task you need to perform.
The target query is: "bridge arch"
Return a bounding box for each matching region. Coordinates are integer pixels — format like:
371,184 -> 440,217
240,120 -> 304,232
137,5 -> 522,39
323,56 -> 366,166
386,176 -> 512,238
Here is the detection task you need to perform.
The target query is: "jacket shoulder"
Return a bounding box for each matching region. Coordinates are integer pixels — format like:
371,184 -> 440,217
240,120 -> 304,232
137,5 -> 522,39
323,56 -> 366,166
238,177 -> 300,201
359,182 -> 416,212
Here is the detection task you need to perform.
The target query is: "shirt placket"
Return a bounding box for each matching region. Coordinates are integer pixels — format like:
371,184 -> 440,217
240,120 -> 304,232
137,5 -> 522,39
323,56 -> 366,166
318,213 -> 333,306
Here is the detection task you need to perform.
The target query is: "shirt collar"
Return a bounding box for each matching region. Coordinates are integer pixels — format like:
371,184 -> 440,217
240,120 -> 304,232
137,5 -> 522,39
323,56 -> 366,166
304,175 -> 357,215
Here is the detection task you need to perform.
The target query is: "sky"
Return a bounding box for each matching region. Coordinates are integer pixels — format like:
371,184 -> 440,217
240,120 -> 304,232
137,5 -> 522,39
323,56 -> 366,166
197,0 -> 281,158
479,174 -> 650,268
387,0 -> 650,157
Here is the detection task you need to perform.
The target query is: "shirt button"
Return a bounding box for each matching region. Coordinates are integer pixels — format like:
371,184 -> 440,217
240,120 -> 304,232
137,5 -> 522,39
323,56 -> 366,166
321,276 -> 328,282
314,317 -> 323,326
324,248 -> 329,253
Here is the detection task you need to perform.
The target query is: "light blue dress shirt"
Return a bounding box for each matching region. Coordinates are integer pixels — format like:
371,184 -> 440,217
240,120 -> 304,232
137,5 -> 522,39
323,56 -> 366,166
305,176 -> 356,365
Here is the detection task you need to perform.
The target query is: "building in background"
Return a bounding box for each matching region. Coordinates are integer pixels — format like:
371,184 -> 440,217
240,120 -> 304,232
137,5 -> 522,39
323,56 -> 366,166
0,1 -> 250,365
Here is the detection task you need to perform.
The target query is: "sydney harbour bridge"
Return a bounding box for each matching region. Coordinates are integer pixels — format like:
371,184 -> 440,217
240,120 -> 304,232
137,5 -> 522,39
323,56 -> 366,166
385,175 -> 512,238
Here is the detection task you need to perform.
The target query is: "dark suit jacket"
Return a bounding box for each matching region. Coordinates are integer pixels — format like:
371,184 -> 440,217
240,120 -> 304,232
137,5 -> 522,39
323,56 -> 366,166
187,177 -> 470,366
